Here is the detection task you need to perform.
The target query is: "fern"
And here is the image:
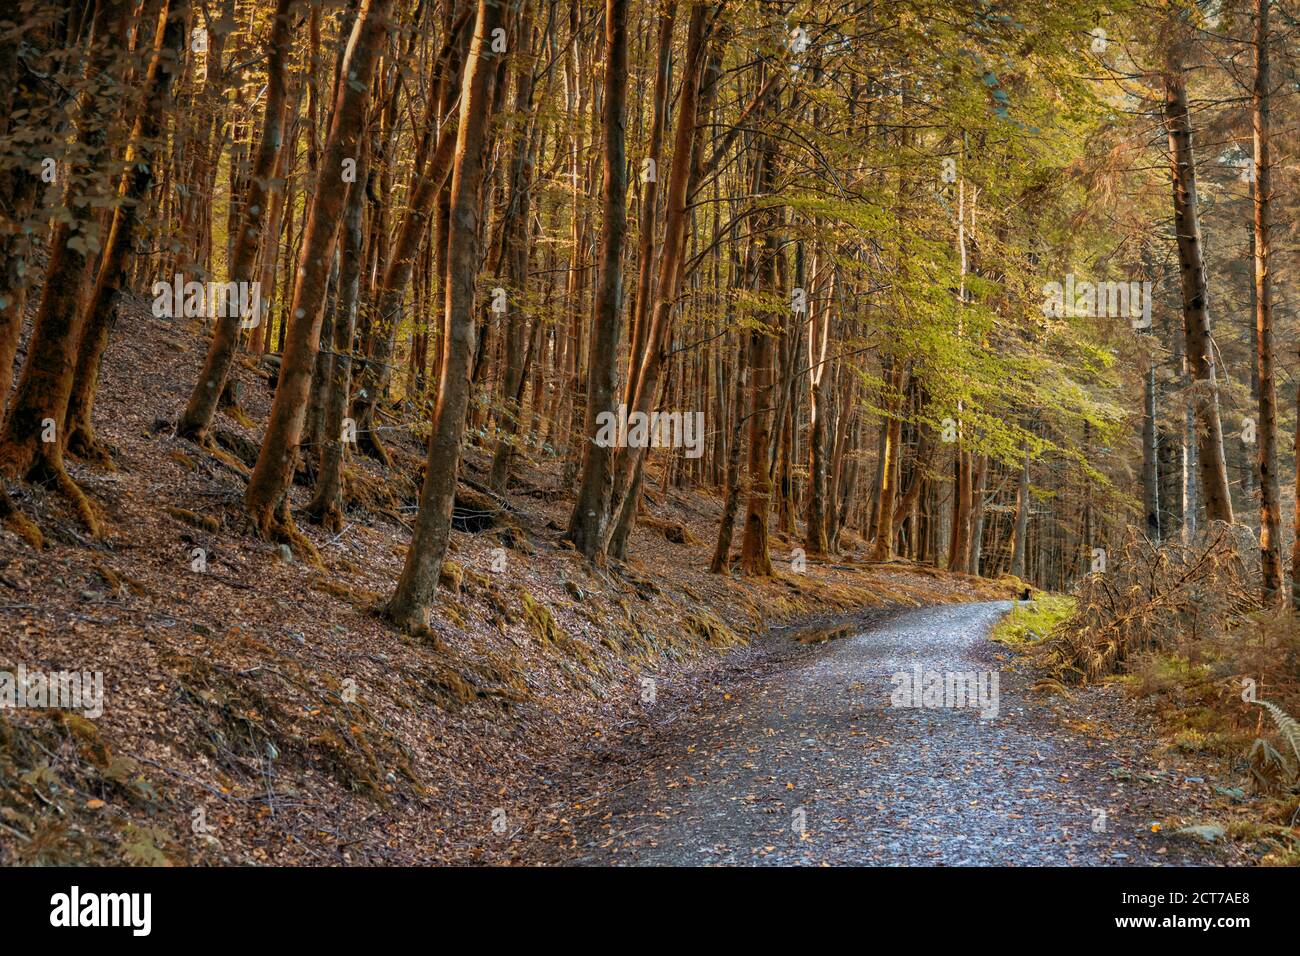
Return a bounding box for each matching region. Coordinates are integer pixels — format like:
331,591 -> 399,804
1252,699 -> 1300,767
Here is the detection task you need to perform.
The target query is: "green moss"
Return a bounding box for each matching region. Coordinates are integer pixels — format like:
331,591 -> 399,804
991,595 -> 1075,650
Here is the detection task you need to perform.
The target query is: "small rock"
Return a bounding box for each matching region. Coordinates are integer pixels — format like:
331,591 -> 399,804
1175,823 -> 1225,844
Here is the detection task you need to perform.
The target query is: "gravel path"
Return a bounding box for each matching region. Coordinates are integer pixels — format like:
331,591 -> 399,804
523,601 -> 1231,865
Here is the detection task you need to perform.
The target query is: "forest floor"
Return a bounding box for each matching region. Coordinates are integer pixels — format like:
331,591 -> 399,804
0,289 -> 1259,866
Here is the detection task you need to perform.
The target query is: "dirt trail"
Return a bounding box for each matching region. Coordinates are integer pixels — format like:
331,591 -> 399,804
521,602 -> 1230,866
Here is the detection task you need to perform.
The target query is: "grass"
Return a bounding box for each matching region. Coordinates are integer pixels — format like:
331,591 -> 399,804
991,594 -> 1075,651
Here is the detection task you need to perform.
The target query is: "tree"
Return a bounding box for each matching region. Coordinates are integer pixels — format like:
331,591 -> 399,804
243,0 -> 394,540
1161,40 -> 1233,526
385,0 -> 508,632
66,0 -> 186,463
0,0 -> 134,535
1251,0 -> 1280,603
176,0 -> 297,444
605,2 -> 711,560
566,0 -> 630,560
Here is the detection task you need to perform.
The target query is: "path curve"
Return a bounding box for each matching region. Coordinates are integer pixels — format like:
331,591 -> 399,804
528,601 -> 1225,865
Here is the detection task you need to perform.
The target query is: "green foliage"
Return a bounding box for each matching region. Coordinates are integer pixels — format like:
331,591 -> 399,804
991,595 -> 1075,649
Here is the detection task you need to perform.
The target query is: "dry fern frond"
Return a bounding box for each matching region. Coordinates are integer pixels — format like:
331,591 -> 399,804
1042,522 -> 1256,682
1252,699 -> 1300,767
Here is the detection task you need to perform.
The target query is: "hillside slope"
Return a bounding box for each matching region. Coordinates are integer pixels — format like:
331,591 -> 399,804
0,291 -> 1013,865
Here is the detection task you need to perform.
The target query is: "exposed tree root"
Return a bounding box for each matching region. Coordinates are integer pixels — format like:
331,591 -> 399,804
0,486 -> 42,549
165,506 -> 221,533
220,405 -> 257,430
355,407 -> 393,469
380,598 -> 431,636
1,442 -> 104,539
248,498 -> 325,569
182,432 -> 252,480
0,440 -> 94,541
66,425 -> 116,470
304,496 -> 344,533
50,465 -> 101,538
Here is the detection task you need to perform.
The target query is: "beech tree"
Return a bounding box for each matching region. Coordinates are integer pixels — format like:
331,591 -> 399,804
176,0 -> 297,444
566,0 -> 629,560
385,0 -> 508,632
244,0 -> 394,540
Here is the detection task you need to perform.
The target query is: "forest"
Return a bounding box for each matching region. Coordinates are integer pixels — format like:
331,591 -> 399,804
0,0 -> 1298,877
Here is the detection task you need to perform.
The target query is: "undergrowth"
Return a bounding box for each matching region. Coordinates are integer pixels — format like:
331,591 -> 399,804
991,595 -> 1075,651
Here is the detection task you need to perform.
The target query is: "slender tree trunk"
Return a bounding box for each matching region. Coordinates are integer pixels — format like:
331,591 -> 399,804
385,0 -> 506,631
176,0 -> 295,441
0,31 -> 47,408
306,142 -> 369,530
804,267 -> 830,555
739,123 -> 779,577
245,0 -> 394,537
1252,0 -> 1281,603
606,2 -> 708,558
567,0 -> 629,559
870,362 -> 904,561
351,10 -> 469,465
948,449 -> 971,571
0,0 -> 132,533
710,338 -> 748,573
1143,359 -> 1160,540
487,11 -> 539,492
625,3 -> 675,408
967,453 -> 987,575
1162,47 -> 1233,525
66,0 -> 184,463
1010,445 -> 1031,580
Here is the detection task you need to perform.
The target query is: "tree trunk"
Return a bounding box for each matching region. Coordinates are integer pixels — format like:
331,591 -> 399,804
0,30 -> 48,407
710,338 -> 748,573
1141,358 -> 1160,540
567,0 -> 629,560
1252,0 -> 1281,603
804,267 -> 830,555
739,121 -> 779,577
606,2 -> 708,558
870,362 -> 904,561
244,0 -> 394,537
176,0 -> 294,441
1010,445 -> 1031,580
0,0 -> 132,534
967,453 -> 987,575
1162,47 -> 1233,525
487,11 -> 539,493
305,144 -> 369,530
948,448 -> 971,572
351,10 -> 470,465
385,0 -> 506,631
66,0 -> 184,464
